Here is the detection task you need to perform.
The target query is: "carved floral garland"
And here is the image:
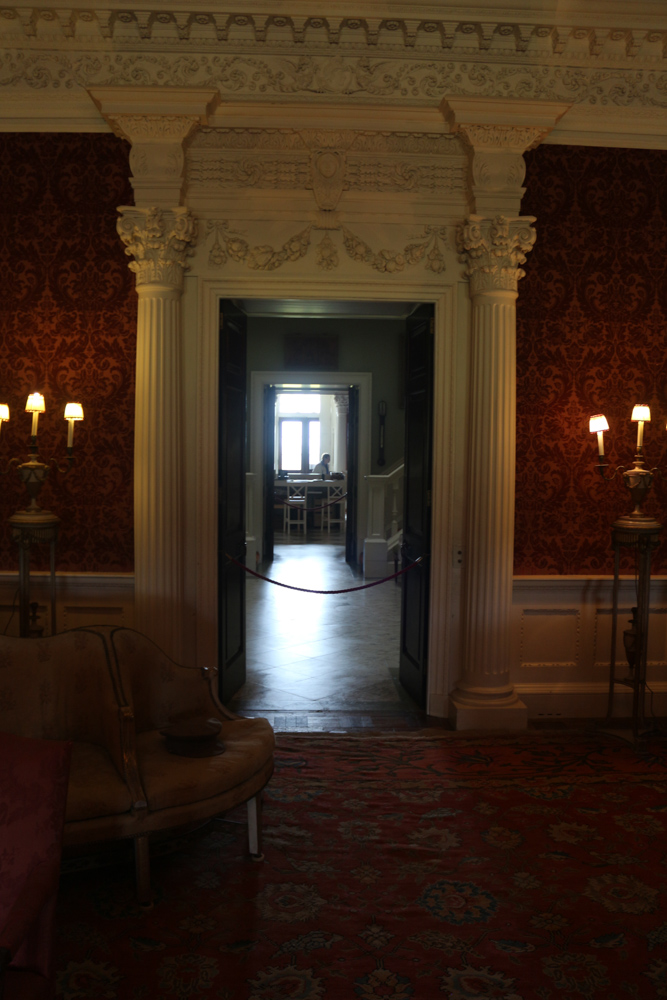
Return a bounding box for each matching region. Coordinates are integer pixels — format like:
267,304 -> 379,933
206,220 -> 447,274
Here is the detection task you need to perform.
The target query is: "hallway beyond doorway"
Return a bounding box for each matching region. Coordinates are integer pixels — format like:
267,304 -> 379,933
230,540 -> 436,732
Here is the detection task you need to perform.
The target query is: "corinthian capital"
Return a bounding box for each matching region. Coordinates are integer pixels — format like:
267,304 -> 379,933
457,215 -> 536,296
117,207 -> 197,291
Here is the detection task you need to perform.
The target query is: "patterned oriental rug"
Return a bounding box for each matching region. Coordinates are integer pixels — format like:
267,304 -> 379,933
54,732 -> 667,1000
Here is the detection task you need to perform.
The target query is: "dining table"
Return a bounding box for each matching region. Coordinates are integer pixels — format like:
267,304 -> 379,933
274,477 -> 347,532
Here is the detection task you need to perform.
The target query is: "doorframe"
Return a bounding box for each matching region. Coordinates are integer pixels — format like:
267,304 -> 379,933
194,277 -> 461,718
249,370 -> 373,566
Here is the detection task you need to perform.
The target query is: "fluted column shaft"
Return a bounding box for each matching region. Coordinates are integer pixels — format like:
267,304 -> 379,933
451,215 -> 536,729
134,284 -> 183,659
117,206 -> 196,662
461,289 -> 517,696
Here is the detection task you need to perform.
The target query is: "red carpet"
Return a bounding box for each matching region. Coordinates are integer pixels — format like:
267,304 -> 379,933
54,732 -> 667,999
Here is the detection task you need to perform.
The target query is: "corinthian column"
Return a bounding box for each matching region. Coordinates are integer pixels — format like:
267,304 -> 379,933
441,98 -> 569,729
451,215 -> 536,728
89,88 -> 217,662
117,207 -> 197,662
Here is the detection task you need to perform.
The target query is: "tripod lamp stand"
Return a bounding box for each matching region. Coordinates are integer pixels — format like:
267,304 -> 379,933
590,405 -> 663,736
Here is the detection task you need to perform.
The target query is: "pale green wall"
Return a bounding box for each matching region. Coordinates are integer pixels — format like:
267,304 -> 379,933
247,316 -> 406,473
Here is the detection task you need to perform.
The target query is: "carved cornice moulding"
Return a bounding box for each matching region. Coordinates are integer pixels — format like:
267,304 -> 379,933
1,9 -> 666,61
2,52 -> 667,112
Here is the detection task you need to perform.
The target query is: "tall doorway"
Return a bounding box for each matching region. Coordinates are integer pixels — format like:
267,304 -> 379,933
218,298 -> 434,725
262,385 -> 358,565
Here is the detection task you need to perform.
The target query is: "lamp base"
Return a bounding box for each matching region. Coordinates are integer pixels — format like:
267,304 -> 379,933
9,509 -> 60,546
612,513 -> 662,547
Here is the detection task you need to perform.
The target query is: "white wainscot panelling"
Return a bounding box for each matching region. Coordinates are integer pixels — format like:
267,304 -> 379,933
519,608 -> 580,670
0,572 -> 134,638
512,577 -> 667,719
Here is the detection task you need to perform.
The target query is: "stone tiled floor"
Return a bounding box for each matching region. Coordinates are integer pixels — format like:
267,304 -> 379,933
229,538 -> 434,731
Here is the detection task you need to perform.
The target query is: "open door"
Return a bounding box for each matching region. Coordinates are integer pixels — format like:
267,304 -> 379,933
399,304 -> 434,709
345,385 -> 359,566
262,384 -> 277,564
218,300 -> 247,703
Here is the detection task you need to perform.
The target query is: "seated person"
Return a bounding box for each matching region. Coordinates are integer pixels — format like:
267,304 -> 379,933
313,452 -> 331,477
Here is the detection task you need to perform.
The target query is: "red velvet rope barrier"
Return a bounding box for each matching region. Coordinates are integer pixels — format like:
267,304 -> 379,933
225,553 -> 424,595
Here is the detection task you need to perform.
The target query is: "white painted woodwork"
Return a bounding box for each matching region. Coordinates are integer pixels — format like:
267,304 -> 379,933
134,284 -> 185,663
449,289 -> 528,729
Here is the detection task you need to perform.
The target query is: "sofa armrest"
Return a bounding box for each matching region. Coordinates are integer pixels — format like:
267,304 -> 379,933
201,665 -> 238,720
118,706 -> 147,813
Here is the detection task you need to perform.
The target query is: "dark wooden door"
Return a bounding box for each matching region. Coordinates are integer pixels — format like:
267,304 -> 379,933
218,300 -> 247,703
345,385 -> 359,566
399,305 -> 434,708
263,384 -> 277,564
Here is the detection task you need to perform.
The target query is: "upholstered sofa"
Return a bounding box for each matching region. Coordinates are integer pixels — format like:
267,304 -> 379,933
0,626 -> 274,904
0,731 -> 71,1000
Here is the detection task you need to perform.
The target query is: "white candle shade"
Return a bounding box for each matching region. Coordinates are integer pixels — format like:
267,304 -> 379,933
589,414 -> 609,433
64,402 -> 84,448
0,404 -> 9,422
64,403 -> 84,421
25,393 -> 45,413
631,404 -> 651,423
25,393 -> 44,437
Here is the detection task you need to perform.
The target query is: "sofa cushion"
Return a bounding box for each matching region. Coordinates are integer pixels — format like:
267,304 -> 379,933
66,743 -> 133,823
135,718 -> 273,813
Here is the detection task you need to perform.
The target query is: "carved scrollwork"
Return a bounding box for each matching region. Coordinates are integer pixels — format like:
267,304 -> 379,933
315,233 -> 339,271
457,215 -> 537,294
117,207 -> 197,290
309,150 -> 346,211
206,220 -> 312,271
206,219 -> 448,275
3,52 -> 667,112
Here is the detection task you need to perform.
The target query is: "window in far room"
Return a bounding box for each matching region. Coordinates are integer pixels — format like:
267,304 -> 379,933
277,393 -> 321,473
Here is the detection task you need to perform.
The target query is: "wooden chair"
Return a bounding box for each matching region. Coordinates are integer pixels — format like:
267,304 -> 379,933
325,483 -> 347,533
283,483 -> 307,534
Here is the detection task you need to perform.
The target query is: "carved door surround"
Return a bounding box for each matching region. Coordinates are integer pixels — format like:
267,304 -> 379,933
94,86 -> 573,727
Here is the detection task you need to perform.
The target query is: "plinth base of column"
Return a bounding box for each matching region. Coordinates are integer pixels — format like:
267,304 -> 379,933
449,693 -> 528,731
363,538 -> 389,579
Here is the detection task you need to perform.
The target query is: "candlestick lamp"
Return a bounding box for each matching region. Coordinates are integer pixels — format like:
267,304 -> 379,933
1,393 -> 84,638
589,404 -> 663,739
1,394 -> 83,515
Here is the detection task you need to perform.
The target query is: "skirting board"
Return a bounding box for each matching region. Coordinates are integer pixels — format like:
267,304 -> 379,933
516,682 -> 667,719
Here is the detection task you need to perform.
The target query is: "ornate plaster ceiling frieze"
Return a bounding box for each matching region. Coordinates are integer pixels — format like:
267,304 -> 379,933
3,51 -> 667,111
3,8 -> 666,145
205,218 -> 449,275
1,9 -> 666,62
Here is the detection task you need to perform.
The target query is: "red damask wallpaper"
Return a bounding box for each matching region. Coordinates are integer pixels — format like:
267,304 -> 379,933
516,144 -> 667,575
0,133 -> 136,572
